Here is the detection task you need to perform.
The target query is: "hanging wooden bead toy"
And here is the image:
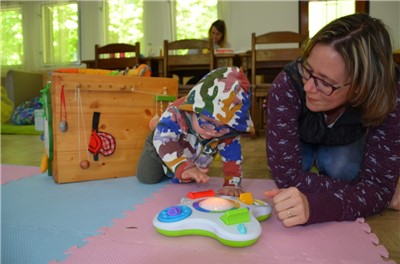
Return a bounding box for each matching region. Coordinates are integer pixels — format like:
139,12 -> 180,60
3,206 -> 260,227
149,88 -> 176,130
59,85 -> 68,132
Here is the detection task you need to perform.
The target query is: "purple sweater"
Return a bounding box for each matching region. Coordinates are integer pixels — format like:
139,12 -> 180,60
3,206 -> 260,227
266,70 -> 400,225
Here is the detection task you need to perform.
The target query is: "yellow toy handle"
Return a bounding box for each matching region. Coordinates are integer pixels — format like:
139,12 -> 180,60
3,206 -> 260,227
40,148 -> 48,173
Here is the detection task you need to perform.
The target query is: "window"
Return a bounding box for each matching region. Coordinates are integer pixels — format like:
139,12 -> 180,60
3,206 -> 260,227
41,1 -> 79,65
308,0 -> 355,37
1,3 -> 24,66
174,0 -> 218,40
104,0 -> 144,44
299,0 -> 369,37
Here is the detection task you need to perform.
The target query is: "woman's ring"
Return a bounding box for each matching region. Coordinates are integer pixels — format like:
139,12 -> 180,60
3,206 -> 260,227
287,210 -> 293,218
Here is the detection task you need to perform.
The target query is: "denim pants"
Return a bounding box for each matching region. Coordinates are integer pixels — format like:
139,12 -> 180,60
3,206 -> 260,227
300,133 -> 367,182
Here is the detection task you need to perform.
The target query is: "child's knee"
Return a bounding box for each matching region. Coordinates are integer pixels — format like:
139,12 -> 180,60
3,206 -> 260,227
136,164 -> 164,184
136,174 -> 163,184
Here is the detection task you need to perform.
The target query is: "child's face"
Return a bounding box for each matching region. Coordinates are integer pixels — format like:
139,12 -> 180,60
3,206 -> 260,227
192,113 -> 232,139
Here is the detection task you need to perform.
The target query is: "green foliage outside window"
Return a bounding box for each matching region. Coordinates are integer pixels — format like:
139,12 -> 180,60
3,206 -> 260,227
1,0 -> 217,67
176,0 -> 218,40
106,0 -> 143,45
1,6 -> 24,65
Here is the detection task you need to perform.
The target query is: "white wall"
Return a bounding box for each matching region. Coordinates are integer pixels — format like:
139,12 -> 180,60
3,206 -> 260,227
370,0 -> 400,51
223,1 -> 299,53
143,1 -> 172,57
80,1 -> 104,62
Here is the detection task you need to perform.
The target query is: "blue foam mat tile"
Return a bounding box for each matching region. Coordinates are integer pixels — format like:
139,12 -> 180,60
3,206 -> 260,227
2,225 -> 84,264
1,173 -> 166,263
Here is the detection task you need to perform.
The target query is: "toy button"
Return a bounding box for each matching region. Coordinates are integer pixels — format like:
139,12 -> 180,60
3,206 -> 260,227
237,223 -> 247,234
239,192 -> 254,205
167,206 -> 181,216
158,205 -> 192,223
220,207 -> 250,226
187,189 -> 216,199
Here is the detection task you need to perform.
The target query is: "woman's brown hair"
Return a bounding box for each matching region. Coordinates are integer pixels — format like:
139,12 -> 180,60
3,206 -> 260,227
302,13 -> 397,127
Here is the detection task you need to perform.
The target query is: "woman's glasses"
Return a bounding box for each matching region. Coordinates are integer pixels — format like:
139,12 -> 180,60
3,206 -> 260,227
196,114 -> 232,132
297,59 -> 351,96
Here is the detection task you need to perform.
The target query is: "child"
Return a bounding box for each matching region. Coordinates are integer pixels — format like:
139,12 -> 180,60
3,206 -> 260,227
136,67 -> 254,197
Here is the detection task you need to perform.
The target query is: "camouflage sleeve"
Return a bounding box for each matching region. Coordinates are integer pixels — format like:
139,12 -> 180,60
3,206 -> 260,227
218,136 -> 243,188
153,107 -> 195,179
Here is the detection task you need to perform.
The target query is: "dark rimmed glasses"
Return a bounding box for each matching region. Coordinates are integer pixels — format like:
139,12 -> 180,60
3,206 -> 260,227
297,59 -> 351,96
196,113 -> 232,133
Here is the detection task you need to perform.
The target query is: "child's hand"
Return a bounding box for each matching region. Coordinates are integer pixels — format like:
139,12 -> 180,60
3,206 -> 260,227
217,186 -> 242,197
181,167 -> 210,183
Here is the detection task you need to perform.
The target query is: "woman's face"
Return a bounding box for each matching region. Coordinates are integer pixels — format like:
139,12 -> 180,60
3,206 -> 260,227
210,26 -> 223,44
302,44 -> 351,114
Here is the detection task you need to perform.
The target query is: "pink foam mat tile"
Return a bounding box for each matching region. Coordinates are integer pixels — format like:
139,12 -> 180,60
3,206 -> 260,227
0,164 -> 42,184
52,178 -> 395,264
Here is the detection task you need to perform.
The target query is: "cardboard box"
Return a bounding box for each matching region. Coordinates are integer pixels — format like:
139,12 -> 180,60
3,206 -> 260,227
50,72 -> 178,183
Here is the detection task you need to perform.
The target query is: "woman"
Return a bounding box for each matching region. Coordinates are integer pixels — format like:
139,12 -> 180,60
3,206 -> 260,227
186,20 -> 233,85
208,19 -> 230,49
264,13 -> 400,227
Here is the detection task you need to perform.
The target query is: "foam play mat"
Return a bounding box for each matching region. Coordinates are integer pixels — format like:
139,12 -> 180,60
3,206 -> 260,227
1,165 -> 395,264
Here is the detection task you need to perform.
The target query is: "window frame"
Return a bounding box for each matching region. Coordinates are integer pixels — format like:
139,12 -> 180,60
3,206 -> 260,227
40,0 -> 80,66
1,2 -> 24,67
299,0 -> 369,37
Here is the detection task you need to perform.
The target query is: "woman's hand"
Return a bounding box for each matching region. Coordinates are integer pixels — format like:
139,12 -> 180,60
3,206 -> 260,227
217,186 -> 243,197
181,167 -> 210,183
264,187 -> 310,227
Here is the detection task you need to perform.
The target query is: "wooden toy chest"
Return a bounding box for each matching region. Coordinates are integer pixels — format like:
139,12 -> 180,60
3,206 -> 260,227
50,72 -> 178,183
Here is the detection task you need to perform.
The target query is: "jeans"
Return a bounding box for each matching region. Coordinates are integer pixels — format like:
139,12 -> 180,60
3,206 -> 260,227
300,133 -> 367,182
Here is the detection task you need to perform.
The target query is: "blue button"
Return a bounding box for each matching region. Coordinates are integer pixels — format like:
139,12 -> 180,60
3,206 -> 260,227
167,206 -> 182,216
237,223 -> 247,234
158,205 -> 192,223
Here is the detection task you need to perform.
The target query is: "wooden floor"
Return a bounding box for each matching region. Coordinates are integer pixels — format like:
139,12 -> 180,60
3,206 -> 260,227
1,134 -> 399,262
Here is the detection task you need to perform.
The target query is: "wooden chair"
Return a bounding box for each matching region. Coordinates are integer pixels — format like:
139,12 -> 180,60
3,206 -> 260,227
163,39 -> 215,97
250,31 -> 307,136
94,42 -> 140,70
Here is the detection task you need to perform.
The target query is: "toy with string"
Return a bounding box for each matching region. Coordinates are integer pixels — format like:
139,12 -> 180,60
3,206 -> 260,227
74,85 -> 174,169
149,87 -> 176,130
59,85 -> 68,132
75,85 -> 91,170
